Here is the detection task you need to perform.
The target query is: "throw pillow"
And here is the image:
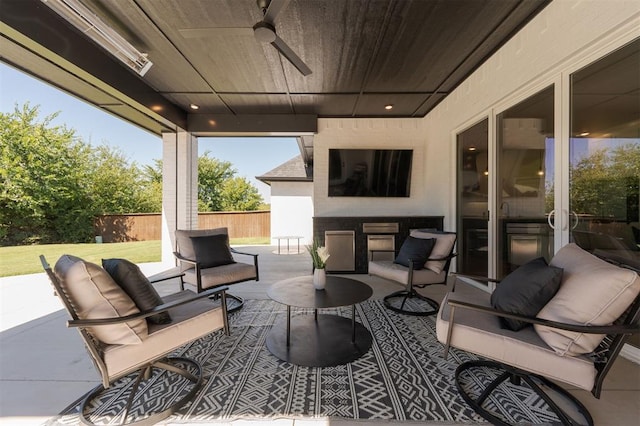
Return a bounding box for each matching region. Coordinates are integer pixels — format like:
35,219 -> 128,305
102,258 -> 171,325
54,255 -> 147,345
52,253 -> 85,279
175,228 -> 229,260
409,230 -> 456,273
394,236 -> 436,270
189,233 -> 236,268
490,257 -> 563,331
535,243 -> 640,356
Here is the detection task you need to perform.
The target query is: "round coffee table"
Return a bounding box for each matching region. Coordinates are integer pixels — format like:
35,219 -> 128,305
266,275 -> 373,367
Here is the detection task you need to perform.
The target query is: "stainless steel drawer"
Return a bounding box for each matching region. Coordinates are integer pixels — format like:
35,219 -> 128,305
324,230 -> 356,272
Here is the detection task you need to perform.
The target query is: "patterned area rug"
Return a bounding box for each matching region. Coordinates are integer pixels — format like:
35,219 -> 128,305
49,299 -> 560,424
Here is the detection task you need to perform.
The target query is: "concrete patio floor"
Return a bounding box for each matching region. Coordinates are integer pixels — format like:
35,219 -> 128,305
1,245 -> 639,425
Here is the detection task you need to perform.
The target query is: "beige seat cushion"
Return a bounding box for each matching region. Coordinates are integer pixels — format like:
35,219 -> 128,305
54,255 -> 147,345
102,290 -> 225,380
535,243 -> 640,356
368,260 -> 446,285
409,230 -> 456,274
436,291 -> 597,391
183,262 -> 257,288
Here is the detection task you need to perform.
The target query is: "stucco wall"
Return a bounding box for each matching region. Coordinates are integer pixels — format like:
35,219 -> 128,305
270,181 -> 314,245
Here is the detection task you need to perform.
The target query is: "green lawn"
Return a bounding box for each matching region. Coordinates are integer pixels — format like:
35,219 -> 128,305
0,237 -> 269,277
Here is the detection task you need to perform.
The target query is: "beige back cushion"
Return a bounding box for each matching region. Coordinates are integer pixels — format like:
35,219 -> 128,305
175,227 -> 229,260
534,244 -> 640,356
55,255 -> 147,345
409,230 -> 456,274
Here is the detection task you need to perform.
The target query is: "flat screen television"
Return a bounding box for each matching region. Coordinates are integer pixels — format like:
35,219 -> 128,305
328,149 -> 413,197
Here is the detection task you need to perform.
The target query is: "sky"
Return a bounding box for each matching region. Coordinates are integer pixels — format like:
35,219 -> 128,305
0,62 -> 300,202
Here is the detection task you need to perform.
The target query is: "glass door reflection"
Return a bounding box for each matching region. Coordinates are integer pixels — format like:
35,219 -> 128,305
457,119 -> 489,277
569,39 -> 640,270
496,86 -> 555,278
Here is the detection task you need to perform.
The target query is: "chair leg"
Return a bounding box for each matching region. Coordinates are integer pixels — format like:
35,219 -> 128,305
455,360 -> 594,426
78,357 -> 203,426
383,288 -> 439,316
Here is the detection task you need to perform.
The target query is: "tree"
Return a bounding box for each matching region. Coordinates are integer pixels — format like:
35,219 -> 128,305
146,152 -> 265,211
1,104 -> 264,244
0,104 -> 165,245
570,144 -> 640,219
139,159 -> 163,212
197,153 -> 236,211
0,103 -> 94,244
220,176 -> 264,211
88,145 -> 160,214
544,143 -> 640,220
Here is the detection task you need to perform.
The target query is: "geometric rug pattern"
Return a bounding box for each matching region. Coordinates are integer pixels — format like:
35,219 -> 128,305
49,299 -> 561,424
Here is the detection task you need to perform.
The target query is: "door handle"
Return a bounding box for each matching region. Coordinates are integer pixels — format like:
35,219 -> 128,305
547,210 -> 556,230
570,211 -> 579,230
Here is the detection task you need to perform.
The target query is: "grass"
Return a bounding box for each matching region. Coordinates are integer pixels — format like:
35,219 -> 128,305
0,237 -> 270,277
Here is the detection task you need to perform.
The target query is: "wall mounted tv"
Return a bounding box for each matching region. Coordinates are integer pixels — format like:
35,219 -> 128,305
328,149 -> 413,197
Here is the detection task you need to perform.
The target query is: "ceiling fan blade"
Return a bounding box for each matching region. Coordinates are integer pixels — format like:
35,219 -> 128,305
179,27 -> 253,38
263,0 -> 291,24
271,35 -> 312,76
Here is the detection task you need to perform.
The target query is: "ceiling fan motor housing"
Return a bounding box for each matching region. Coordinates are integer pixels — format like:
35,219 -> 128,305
253,21 -> 277,43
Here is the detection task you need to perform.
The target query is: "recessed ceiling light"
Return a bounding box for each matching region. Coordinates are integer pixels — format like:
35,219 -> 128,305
468,146 -> 476,151
150,105 -> 163,112
189,103 -> 200,110
579,131 -> 590,137
384,104 -> 393,110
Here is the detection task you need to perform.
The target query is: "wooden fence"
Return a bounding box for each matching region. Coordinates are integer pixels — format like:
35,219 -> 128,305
94,211 -> 271,242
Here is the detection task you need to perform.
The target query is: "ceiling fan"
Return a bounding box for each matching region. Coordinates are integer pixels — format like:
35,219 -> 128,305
179,0 -> 312,76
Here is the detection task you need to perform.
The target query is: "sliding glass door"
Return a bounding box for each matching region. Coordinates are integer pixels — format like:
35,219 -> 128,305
569,39 -> 640,269
456,38 -> 639,288
496,87 -> 555,278
457,119 -> 489,277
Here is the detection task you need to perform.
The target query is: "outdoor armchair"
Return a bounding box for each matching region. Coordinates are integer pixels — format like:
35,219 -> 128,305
41,254 -> 229,425
436,243 -> 640,425
369,230 -> 457,316
174,227 -> 259,312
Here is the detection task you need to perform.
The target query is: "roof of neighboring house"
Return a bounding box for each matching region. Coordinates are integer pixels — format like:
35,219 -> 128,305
256,155 -> 313,185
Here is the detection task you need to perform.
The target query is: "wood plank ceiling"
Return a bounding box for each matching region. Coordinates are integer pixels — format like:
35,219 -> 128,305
0,0 -> 550,135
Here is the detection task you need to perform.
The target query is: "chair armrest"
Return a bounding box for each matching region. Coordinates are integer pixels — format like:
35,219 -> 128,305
230,248 -> 258,259
446,298 -> 639,335
67,286 -> 229,328
449,272 -> 501,284
426,252 -> 458,262
173,251 -> 198,267
147,267 -> 184,284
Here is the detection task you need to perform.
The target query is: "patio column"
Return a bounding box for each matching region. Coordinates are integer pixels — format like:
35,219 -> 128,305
161,131 -> 198,264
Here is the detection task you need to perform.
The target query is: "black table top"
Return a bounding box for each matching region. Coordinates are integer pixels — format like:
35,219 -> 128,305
268,275 -> 372,309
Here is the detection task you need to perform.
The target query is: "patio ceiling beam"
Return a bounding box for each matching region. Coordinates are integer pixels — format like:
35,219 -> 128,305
188,114 -> 317,136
